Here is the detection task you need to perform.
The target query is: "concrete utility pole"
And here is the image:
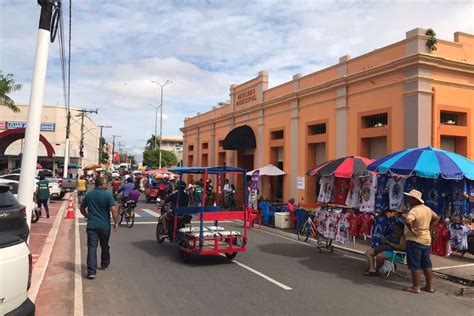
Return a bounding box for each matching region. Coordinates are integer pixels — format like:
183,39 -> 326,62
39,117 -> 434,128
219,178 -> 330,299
111,134 -> 120,167
151,80 -> 172,168
118,142 -> 124,163
78,108 -> 98,168
149,103 -> 161,150
18,0 -> 54,230
98,125 -> 112,164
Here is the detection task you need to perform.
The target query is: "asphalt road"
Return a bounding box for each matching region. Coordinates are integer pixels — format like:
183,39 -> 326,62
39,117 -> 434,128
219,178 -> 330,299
78,195 -> 473,316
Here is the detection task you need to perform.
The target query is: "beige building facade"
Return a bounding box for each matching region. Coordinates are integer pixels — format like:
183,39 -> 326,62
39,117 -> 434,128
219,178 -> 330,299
0,104 -> 100,173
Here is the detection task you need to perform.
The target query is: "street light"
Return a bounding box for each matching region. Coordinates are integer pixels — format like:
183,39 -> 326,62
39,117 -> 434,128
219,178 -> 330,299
149,103 -> 162,151
150,79 -> 172,168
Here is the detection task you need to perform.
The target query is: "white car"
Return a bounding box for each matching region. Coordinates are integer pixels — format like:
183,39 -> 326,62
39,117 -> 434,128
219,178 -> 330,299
111,170 -> 120,178
0,234 -> 35,315
0,179 -> 38,214
45,177 -> 64,200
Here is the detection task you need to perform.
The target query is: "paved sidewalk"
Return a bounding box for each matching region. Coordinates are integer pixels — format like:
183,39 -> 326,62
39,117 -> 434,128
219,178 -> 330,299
253,223 -> 474,285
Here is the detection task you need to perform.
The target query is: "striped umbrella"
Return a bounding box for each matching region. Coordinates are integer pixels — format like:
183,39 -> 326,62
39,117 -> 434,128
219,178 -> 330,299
307,156 -> 375,178
367,146 -> 474,180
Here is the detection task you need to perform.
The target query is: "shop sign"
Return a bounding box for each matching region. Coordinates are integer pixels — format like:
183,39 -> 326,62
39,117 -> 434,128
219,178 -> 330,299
6,121 -> 55,132
236,88 -> 257,106
297,176 -> 305,190
0,121 -> 6,130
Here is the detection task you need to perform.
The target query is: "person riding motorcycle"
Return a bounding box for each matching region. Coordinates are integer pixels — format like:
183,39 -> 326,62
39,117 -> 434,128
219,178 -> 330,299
161,181 -> 189,237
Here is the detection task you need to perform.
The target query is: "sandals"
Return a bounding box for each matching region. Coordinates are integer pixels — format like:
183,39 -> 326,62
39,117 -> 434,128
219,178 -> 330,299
363,271 -> 379,277
421,287 -> 435,293
403,287 -> 420,294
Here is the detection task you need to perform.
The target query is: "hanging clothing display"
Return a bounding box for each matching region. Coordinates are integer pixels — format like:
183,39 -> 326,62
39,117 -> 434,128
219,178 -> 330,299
318,176 -> 334,203
418,177 -> 446,216
431,222 -> 451,257
347,213 -> 362,238
388,177 -> 405,210
448,223 -> 471,252
359,174 -> 377,213
466,180 -> 474,218
370,215 -> 389,249
374,175 -> 389,213
333,177 -> 351,205
345,177 -> 361,208
335,213 -> 350,244
360,213 -> 374,237
447,180 -> 467,216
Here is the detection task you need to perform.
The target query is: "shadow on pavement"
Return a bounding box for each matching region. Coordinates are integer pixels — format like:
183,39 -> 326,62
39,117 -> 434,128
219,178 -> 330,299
131,239 -> 234,267
258,241 -> 411,291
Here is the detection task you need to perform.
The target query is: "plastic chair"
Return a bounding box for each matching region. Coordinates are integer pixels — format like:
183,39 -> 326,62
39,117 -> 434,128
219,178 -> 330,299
246,207 -> 262,229
386,251 -> 410,278
259,202 -> 275,225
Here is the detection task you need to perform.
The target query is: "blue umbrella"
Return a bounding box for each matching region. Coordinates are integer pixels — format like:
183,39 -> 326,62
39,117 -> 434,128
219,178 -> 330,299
367,146 -> 474,180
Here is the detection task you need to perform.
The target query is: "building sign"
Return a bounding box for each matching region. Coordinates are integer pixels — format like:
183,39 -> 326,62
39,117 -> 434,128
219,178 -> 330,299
297,176 -> 305,190
4,121 -> 55,132
236,88 -> 257,106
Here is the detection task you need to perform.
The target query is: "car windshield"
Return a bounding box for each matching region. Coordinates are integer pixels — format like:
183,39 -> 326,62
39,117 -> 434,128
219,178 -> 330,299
0,189 -> 19,208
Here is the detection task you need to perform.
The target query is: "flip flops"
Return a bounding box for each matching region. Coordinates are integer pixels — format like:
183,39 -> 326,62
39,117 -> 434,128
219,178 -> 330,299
363,271 -> 379,277
403,287 -> 420,294
421,287 -> 435,293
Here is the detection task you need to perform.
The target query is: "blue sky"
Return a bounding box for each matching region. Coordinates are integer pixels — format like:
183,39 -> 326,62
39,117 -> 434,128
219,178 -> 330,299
1,0 -> 473,160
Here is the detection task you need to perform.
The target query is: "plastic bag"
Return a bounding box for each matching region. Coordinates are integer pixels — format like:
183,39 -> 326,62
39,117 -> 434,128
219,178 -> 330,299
379,260 -> 394,274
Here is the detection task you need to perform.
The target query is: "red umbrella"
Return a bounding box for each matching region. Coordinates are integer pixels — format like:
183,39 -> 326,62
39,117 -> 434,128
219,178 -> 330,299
36,163 -> 43,169
307,156 -> 375,178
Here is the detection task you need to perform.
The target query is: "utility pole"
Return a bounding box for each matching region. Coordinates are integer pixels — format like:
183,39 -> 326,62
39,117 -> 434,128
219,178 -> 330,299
149,104 -> 161,150
151,80 -> 172,169
111,134 -> 120,167
18,0 -> 54,231
118,142 -> 124,163
98,125 -> 112,164
77,108 -> 98,168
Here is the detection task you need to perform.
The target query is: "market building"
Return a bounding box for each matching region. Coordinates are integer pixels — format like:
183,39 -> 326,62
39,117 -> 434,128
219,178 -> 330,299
181,28 -> 474,205
0,104 -> 100,174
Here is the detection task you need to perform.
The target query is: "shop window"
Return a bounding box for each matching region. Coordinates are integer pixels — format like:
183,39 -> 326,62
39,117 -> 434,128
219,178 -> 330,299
188,145 -> 194,152
202,143 -> 208,150
308,123 -> 326,135
218,140 -> 224,147
188,155 -> 194,166
218,152 -> 226,165
440,111 -> 466,126
362,113 -> 388,128
271,130 -> 284,140
440,136 -> 467,156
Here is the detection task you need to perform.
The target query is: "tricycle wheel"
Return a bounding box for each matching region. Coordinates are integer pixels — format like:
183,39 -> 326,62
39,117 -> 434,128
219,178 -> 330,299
225,252 -> 237,260
156,222 -> 166,243
178,239 -> 191,263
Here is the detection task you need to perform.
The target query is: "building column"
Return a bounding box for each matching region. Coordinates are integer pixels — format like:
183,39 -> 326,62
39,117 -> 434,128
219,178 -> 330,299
403,67 -> 433,148
336,55 -> 350,158
289,73 -> 301,199
210,123 -> 215,166
256,109 -> 264,168
229,84 -> 237,167
195,127 -> 200,166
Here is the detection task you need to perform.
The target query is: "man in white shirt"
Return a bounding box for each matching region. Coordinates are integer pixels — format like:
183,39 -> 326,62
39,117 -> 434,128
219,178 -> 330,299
223,179 -> 232,209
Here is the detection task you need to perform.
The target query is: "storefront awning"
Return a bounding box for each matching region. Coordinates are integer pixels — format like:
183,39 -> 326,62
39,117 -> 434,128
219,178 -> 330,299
223,125 -> 256,150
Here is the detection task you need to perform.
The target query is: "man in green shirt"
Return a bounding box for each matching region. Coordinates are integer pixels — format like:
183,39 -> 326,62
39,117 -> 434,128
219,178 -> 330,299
35,173 -> 50,218
80,177 -> 118,279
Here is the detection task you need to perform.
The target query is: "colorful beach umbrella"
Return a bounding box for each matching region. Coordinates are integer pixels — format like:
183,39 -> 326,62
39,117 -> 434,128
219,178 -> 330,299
367,146 -> 474,180
307,156 -> 375,178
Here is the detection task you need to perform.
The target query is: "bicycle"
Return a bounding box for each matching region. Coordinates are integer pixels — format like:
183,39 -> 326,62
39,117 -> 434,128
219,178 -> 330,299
297,210 -> 333,252
118,198 -> 136,228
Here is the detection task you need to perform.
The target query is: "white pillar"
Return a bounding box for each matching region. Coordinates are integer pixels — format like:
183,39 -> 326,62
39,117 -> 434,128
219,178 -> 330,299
17,5 -> 52,231
63,138 -> 70,178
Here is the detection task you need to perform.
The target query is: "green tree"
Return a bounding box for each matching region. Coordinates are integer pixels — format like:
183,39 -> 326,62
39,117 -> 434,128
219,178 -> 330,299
99,137 -> 109,164
0,71 -> 22,113
145,134 -> 160,151
127,154 -> 136,165
143,149 -> 177,168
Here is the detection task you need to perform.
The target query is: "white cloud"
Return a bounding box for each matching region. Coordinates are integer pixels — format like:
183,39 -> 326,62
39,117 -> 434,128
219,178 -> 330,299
1,0 -> 473,161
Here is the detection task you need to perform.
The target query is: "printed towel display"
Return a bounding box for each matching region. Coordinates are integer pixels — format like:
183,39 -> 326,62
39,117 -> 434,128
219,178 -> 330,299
448,223 -> 471,252
333,177 -> 350,205
374,175 -> 389,212
388,177 -> 405,210
318,176 -> 334,203
431,222 -> 451,257
359,174 -> 377,213
345,177 -> 361,208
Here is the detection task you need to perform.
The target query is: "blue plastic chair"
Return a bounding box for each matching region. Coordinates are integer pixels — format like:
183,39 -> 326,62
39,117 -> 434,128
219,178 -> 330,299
294,208 -> 310,233
259,202 -> 275,225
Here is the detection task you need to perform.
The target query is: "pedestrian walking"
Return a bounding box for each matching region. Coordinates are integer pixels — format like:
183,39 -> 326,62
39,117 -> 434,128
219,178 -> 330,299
77,175 -> 87,203
79,177 -> 119,280
403,189 -> 440,294
35,173 -> 50,218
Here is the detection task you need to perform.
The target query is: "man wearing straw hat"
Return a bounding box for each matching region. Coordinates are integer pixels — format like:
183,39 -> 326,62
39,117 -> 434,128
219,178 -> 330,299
403,189 -> 440,294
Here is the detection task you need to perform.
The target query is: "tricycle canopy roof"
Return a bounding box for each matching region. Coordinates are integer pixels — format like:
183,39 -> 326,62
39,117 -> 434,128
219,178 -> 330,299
169,166 -> 246,174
